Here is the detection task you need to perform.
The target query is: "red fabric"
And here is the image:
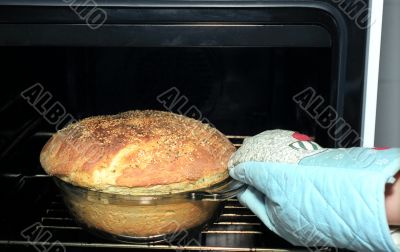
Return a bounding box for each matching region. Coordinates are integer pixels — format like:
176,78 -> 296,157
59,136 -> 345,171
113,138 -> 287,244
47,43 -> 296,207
292,132 -> 312,141
374,146 -> 390,150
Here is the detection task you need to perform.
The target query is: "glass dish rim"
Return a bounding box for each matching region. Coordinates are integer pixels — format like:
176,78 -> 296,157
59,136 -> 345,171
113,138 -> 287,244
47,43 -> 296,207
53,176 -> 247,202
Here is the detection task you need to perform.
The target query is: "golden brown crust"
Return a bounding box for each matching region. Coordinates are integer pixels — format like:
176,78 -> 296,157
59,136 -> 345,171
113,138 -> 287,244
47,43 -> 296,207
40,110 -> 235,194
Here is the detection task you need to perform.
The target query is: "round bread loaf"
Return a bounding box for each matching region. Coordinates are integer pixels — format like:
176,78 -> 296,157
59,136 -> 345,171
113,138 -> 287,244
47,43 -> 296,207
40,110 -> 235,195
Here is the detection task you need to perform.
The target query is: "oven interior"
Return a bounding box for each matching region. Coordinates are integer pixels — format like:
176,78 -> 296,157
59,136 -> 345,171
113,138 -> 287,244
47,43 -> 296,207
1,46 -> 332,143
0,45 -> 337,251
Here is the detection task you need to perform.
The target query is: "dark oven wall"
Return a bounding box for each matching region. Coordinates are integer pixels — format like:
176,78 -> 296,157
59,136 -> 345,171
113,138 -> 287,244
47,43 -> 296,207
0,46 -> 331,149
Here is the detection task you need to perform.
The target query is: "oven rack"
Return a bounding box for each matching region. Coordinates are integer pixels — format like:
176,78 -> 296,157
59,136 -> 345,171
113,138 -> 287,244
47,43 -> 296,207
29,196 -> 297,251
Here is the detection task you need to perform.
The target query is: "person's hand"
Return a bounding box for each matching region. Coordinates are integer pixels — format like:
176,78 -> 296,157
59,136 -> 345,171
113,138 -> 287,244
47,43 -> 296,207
228,129 -> 400,252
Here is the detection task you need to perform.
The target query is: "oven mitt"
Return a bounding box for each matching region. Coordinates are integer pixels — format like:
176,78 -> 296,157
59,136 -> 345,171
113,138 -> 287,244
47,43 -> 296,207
228,129 -> 400,252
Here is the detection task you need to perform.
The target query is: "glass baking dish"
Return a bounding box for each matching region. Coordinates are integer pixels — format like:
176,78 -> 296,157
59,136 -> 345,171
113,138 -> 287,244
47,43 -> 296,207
53,177 -> 246,243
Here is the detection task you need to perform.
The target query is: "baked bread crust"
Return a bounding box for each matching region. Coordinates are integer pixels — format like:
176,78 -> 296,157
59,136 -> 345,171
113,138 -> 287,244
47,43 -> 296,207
40,110 -> 235,194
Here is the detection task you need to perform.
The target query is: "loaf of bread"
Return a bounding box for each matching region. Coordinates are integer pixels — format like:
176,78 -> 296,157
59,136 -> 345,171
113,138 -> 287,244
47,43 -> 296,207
40,110 -> 235,195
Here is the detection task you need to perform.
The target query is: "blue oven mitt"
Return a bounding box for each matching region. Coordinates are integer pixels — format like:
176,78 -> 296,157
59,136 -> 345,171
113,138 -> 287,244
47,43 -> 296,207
228,129 -> 400,252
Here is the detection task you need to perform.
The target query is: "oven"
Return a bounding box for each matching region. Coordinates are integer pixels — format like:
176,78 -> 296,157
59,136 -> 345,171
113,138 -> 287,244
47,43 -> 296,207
0,0 -> 382,251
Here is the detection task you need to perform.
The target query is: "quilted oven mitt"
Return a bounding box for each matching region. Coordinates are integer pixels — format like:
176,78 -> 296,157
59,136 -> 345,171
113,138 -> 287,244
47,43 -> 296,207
228,129 -> 400,252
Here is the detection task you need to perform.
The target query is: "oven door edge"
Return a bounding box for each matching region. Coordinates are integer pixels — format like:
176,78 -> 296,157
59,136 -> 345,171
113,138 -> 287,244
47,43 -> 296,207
361,0 -> 384,147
